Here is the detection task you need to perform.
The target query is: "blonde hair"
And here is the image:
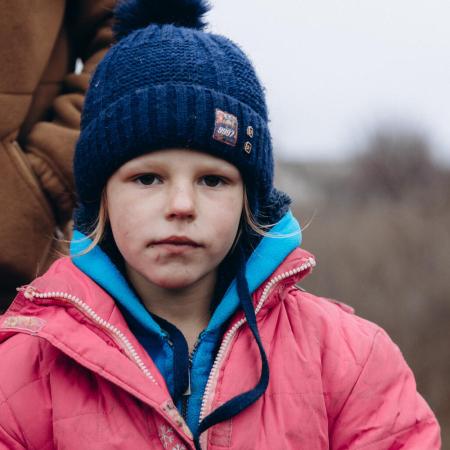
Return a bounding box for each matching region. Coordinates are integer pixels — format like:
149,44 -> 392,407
73,186 -> 298,256
77,189 -> 109,255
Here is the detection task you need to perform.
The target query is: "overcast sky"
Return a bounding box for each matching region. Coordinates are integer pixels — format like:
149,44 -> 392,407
207,0 -> 450,163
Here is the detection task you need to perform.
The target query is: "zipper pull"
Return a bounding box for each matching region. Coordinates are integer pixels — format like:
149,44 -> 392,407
17,285 -> 37,299
183,370 -> 191,396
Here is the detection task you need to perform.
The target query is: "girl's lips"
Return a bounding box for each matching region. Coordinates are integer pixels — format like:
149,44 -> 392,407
151,236 -> 203,247
151,240 -> 202,255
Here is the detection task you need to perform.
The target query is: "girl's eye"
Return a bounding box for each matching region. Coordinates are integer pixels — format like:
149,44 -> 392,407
135,174 -> 161,185
201,175 -> 226,187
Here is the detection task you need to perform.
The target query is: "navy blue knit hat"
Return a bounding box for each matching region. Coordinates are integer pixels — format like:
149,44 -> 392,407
73,0 -> 290,233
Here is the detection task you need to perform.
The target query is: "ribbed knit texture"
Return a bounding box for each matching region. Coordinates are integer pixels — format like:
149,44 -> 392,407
74,23 -> 279,232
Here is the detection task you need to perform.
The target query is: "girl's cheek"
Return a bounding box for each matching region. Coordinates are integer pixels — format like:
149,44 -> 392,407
110,212 -> 136,240
212,191 -> 243,211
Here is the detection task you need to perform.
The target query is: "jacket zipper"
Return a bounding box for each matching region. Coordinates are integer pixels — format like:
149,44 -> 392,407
20,286 -> 158,385
181,338 -> 201,420
198,257 -> 316,435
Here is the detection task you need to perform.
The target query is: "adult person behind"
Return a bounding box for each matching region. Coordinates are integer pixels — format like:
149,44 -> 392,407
0,1 -> 115,311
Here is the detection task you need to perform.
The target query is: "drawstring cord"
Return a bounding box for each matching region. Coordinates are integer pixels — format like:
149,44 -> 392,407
195,247 -> 270,448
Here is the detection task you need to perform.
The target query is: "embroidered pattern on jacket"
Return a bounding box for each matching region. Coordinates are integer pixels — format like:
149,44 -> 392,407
161,400 -> 192,439
158,423 -> 188,450
172,444 -> 187,450
158,425 -> 174,448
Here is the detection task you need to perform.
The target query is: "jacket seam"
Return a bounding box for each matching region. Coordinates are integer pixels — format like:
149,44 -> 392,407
106,304 -> 120,324
0,375 -> 49,407
53,410 -> 113,424
0,337 -> 58,403
333,329 -> 381,420
3,140 -> 54,226
0,420 -> 26,450
0,92 -> 32,97
0,383 -> 33,450
353,417 -> 439,449
26,144 -> 72,195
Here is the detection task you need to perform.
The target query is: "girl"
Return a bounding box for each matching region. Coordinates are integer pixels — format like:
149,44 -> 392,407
0,0 -> 440,448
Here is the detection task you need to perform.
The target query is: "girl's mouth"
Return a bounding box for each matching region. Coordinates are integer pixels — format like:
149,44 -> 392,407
151,236 -> 203,248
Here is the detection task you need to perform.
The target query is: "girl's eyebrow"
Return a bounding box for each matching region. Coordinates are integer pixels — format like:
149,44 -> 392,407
119,159 -> 164,173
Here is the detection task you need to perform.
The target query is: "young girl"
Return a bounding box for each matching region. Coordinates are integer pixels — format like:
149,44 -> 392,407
0,0 -> 440,449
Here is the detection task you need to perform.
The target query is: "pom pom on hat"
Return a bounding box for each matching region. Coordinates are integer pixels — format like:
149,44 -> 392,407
114,0 -> 211,40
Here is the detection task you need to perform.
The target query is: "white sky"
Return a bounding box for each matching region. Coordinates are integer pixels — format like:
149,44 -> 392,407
207,0 -> 450,163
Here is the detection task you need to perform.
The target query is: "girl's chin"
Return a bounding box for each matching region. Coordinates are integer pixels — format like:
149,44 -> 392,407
147,275 -> 199,291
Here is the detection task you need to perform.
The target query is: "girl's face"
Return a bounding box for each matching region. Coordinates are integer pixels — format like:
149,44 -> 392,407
106,149 -> 244,291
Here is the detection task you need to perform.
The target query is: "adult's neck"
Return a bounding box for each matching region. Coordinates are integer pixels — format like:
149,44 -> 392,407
126,266 -> 215,351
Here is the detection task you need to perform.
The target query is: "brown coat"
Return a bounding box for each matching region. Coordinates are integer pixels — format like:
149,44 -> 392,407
0,0 -> 115,310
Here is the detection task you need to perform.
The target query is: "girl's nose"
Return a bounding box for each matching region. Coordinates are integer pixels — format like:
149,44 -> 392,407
165,184 -> 196,221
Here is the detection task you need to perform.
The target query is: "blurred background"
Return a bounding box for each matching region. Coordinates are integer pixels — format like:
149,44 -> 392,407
209,0 -> 450,445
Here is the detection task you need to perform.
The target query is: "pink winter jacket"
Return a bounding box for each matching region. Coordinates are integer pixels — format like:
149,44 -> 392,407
0,249 -> 441,449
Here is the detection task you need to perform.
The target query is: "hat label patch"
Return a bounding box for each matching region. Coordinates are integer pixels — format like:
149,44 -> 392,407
213,109 -> 238,147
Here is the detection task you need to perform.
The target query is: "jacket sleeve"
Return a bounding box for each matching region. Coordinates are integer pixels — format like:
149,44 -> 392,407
0,0 -> 115,309
24,0 -> 115,226
329,329 -> 441,449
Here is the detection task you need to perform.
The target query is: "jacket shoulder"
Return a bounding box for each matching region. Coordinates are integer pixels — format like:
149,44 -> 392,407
281,286 -> 392,387
285,286 -> 381,345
